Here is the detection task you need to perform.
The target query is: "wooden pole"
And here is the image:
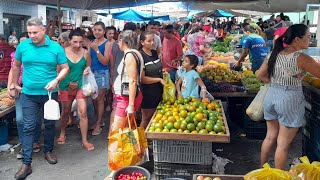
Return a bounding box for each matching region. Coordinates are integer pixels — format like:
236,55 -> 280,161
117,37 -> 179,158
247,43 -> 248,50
57,0 -> 62,34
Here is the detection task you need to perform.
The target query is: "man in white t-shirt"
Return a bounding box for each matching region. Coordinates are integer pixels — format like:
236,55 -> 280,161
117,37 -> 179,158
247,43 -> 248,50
147,20 -> 162,56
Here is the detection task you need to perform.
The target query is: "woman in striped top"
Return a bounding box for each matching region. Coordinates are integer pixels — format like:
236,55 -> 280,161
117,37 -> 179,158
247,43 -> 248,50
257,24 -> 320,170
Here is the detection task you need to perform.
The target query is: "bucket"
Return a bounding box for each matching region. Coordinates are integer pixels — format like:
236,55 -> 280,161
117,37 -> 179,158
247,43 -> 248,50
0,121 -> 8,145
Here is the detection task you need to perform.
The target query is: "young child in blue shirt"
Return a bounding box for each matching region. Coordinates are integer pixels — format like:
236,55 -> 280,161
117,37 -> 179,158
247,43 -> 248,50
176,55 -> 207,99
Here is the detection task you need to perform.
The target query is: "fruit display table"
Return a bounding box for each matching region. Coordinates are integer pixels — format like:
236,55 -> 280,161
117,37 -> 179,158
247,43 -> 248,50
0,106 -> 15,118
193,174 -> 243,180
0,89 -> 15,119
211,92 -> 256,98
145,100 -> 230,143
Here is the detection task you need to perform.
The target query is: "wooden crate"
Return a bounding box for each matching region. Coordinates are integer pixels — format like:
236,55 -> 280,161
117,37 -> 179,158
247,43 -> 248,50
193,174 -> 244,180
145,100 -> 230,143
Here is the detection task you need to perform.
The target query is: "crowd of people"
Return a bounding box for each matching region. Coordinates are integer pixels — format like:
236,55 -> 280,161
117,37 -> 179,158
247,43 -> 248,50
1,12 -> 319,180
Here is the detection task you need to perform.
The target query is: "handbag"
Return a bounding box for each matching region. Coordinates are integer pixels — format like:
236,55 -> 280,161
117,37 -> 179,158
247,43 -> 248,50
68,82 -> 78,96
120,51 -> 141,97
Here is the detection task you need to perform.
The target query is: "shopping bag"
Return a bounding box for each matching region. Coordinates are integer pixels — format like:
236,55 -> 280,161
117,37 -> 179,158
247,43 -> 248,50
246,84 -> 270,121
244,163 -> 291,180
108,116 -> 149,171
82,70 -> 98,99
290,156 -> 320,180
44,92 -> 60,120
162,73 -> 176,103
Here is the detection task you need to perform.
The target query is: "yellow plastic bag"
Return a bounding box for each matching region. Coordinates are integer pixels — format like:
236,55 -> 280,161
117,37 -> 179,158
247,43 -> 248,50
290,156 -> 320,180
162,73 -> 176,103
108,116 -> 149,171
244,163 -> 291,180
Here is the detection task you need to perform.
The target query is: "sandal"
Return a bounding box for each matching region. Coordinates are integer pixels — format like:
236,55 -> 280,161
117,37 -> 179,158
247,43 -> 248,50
92,128 -> 102,136
57,136 -> 66,145
33,143 -> 41,153
82,143 -> 95,151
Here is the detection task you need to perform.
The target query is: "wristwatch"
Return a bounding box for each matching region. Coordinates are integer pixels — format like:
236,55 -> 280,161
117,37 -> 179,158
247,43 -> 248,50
96,50 -> 100,54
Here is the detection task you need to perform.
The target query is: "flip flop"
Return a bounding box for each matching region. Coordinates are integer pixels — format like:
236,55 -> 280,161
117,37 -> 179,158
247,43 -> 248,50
92,128 -> 102,136
33,144 -> 41,153
57,136 -> 66,145
82,143 -> 95,151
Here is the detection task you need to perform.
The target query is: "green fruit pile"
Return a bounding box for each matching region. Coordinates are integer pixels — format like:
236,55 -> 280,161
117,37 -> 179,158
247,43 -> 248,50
242,75 -> 263,90
148,97 -> 226,135
199,66 -> 243,83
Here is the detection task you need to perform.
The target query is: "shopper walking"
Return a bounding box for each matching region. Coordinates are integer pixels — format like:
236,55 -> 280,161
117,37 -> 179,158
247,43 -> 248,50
193,25 -> 212,65
89,22 -> 113,136
109,23 -> 137,136
56,30 -> 94,151
111,30 -> 143,131
162,25 -> 183,83
7,32 -> 41,159
139,31 -> 165,128
264,23 -> 276,51
10,17 -> 69,179
146,20 -> 162,55
257,24 -> 320,170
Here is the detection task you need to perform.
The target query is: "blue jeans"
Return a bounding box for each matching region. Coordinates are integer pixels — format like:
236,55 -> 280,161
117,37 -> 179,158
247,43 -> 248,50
266,40 -> 273,52
21,93 -> 58,165
168,69 -> 177,83
15,95 -> 41,145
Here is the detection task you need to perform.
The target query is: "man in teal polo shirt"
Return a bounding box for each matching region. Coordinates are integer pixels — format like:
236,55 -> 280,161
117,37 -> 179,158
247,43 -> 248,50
10,17 -> 69,179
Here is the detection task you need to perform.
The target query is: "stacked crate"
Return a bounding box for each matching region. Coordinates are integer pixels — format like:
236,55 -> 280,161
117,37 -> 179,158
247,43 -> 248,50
153,140 -> 213,180
302,83 -> 320,162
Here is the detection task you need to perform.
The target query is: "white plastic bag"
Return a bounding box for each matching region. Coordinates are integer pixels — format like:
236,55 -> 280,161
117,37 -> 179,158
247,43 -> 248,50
246,84 -> 270,121
212,153 -> 233,174
82,70 -> 98,99
200,89 -> 215,101
44,92 -> 60,120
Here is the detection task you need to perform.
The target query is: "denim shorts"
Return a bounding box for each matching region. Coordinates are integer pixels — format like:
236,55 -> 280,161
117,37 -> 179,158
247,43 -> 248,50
264,83 -> 306,128
92,69 -> 110,89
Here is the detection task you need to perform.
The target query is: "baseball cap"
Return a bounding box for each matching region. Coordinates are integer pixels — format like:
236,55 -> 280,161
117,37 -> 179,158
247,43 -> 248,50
202,25 -> 212,33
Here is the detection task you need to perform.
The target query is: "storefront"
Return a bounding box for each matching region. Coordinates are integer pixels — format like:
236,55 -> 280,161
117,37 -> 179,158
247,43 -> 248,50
0,0 -> 46,37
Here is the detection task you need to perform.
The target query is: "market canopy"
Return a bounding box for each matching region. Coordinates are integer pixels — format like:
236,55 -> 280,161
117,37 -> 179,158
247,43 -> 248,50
97,9 -> 170,21
17,0 -> 157,9
208,9 -> 235,17
183,0 -> 319,13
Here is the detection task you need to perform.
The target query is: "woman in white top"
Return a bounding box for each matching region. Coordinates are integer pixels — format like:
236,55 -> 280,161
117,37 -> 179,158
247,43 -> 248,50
112,30 -> 144,131
257,24 -> 320,170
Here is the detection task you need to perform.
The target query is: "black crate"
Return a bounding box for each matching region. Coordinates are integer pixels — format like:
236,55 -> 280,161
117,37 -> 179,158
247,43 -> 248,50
303,109 -> 320,148
154,162 -> 212,180
302,135 -> 320,162
243,114 -> 267,140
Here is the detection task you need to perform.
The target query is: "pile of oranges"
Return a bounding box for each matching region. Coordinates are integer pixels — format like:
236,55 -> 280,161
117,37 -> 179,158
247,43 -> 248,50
148,97 -> 226,134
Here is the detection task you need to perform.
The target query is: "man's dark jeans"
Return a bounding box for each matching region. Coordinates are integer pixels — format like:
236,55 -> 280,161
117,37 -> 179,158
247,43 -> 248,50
21,93 -> 58,165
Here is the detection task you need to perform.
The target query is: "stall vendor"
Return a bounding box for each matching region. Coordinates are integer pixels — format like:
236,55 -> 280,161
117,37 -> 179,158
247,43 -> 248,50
234,25 -> 269,72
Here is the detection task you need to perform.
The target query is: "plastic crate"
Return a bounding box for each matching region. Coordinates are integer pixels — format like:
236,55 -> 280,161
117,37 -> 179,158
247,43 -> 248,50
243,113 -> 267,140
0,121 -> 8,145
153,140 -> 212,165
302,135 -> 320,162
303,109 -> 320,148
303,86 -> 312,104
154,162 -> 212,180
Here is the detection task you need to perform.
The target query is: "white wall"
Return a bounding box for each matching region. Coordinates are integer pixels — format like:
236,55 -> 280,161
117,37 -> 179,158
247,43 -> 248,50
0,0 -> 46,33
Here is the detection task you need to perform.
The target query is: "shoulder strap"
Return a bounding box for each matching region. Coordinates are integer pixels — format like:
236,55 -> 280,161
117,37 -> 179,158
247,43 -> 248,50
120,51 -> 141,87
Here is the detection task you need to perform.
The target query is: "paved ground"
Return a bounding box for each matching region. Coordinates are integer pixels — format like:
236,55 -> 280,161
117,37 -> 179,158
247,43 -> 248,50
0,104 -> 302,180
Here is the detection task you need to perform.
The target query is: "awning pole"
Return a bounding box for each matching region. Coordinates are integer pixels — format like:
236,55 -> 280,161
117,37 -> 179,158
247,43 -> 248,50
57,0 -> 62,34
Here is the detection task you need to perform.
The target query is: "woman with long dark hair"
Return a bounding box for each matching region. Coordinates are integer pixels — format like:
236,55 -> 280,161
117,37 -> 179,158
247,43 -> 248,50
139,31 -> 165,128
257,24 -> 320,169
57,30 -> 93,151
